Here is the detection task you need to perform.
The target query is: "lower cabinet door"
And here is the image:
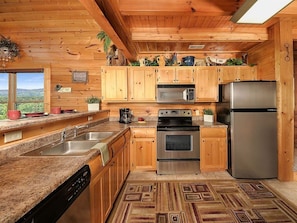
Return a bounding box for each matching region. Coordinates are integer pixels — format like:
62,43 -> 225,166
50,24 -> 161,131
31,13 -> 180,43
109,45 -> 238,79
200,137 -> 227,172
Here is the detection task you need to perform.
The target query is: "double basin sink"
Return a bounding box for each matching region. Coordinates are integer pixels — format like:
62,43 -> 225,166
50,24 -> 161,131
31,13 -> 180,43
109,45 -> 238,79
22,131 -> 116,156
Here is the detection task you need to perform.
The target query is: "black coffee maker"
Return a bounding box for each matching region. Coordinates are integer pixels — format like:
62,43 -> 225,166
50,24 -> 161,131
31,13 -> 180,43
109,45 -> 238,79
119,108 -> 132,123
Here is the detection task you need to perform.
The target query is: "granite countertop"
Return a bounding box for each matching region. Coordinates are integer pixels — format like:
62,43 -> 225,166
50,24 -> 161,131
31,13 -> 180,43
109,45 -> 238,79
0,111 -> 106,132
0,121 -> 129,223
0,155 -> 96,223
0,120 -> 226,223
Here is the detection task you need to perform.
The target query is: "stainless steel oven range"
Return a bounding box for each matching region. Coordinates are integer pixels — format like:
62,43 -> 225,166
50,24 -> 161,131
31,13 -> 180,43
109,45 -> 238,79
157,109 -> 200,174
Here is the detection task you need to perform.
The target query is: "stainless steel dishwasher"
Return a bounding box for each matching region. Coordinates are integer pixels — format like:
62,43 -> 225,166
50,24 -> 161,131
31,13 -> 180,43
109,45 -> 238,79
16,165 -> 91,223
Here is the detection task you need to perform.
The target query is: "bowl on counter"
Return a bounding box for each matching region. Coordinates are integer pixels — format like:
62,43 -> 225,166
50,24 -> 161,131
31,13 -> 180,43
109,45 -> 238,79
7,110 -> 21,120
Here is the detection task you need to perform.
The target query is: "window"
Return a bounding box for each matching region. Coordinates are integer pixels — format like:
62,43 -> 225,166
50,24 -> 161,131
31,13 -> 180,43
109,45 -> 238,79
0,70 -> 44,120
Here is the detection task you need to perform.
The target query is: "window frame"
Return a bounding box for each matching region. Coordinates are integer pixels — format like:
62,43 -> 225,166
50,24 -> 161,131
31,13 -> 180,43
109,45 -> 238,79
0,67 -> 50,113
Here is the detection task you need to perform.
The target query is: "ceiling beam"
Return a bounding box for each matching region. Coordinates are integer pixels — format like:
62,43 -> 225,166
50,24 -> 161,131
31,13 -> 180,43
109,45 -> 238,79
118,0 -> 244,16
131,28 -> 268,42
78,0 -> 137,61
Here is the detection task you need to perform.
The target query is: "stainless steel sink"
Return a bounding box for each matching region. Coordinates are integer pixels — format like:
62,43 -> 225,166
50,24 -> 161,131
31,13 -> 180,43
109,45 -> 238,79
22,140 -> 99,156
73,131 -> 116,141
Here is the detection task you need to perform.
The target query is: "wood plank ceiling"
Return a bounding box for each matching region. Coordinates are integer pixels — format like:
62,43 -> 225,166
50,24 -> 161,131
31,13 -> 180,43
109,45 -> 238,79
1,0 -> 297,62
80,0 -> 297,61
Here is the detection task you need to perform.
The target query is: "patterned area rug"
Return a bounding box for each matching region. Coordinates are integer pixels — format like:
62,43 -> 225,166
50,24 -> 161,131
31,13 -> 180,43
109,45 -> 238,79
109,180 -> 297,223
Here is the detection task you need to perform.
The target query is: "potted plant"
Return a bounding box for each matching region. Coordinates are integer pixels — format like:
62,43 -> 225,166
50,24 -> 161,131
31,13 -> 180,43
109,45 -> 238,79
86,95 -> 101,111
203,108 -> 214,122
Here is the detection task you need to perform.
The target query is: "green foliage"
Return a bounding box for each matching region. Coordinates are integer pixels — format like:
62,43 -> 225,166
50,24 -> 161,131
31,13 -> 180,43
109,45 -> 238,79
97,31 -> 111,54
0,89 -> 44,120
226,58 -> 243,66
203,109 -> 213,115
86,95 -> 100,104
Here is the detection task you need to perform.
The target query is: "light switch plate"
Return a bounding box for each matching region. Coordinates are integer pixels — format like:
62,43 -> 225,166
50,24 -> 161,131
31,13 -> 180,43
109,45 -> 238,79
58,87 -> 72,93
4,130 -> 23,143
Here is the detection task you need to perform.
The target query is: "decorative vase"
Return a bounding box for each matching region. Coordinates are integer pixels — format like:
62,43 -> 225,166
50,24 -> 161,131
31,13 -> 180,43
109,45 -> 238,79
88,103 -> 100,111
204,114 -> 214,122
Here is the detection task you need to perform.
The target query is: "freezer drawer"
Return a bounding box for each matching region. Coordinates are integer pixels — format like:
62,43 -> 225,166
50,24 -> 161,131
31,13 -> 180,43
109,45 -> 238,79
221,81 -> 276,109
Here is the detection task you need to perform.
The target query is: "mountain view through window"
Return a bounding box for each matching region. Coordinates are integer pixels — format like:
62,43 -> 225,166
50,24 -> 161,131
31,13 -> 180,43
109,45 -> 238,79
0,72 -> 44,120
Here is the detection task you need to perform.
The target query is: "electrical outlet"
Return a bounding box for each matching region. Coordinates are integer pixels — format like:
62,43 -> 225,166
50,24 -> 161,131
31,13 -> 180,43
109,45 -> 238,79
88,116 -> 93,121
58,87 -> 72,93
4,130 -> 22,143
195,110 -> 200,116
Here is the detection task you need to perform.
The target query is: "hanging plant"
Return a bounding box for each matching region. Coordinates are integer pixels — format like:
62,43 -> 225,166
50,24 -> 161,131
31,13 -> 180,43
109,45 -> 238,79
0,35 -> 20,58
97,31 -> 111,54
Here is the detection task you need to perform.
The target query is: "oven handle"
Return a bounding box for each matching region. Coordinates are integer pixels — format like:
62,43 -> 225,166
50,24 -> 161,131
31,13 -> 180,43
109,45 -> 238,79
157,126 -> 199,131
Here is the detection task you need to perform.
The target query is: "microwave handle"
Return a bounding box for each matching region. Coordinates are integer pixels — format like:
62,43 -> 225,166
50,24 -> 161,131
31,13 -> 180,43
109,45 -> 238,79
183,89 -> 189,101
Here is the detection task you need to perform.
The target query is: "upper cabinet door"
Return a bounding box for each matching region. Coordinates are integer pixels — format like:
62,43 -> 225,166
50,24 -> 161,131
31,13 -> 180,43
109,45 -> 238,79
128,67 -> 156,102
175,67 -> 195,84
218,66 -> 257,84
156,67 -> 176,84
101,66 -> 128,102
195,67 -> 218,102
156,67 -> 195,84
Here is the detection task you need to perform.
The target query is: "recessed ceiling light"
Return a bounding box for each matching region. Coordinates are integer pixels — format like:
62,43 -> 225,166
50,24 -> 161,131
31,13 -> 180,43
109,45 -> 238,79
188,44 -> 205,49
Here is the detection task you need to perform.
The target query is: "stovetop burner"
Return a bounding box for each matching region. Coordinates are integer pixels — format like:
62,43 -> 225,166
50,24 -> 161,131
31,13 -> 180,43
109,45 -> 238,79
157,109 -> 199,130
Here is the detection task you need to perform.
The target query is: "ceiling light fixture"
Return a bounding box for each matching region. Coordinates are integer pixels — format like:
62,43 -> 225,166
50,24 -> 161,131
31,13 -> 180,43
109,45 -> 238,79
231,0 -> 293,24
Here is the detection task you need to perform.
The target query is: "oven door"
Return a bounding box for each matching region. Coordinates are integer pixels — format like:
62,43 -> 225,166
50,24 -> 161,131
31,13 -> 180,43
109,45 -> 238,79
157,129 -> 200,160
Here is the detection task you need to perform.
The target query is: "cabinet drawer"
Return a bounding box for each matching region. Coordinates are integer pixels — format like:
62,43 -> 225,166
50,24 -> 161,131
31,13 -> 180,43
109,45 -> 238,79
111,135 -> 125,155
131,128 -> 156,138
200,127 -> 226,138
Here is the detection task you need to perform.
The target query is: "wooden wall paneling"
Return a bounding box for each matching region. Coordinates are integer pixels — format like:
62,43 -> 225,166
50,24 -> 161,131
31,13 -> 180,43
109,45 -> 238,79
248,39 -> 276,80
101,102 -> 216,121
0,0 -> 106,113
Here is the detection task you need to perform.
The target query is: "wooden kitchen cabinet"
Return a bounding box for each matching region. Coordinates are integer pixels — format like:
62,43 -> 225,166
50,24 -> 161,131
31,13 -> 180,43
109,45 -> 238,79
88,155 -> 110,223
156,67 -> 195,84
88,131 -> 130,223
128,67 -> 156,102
195,66 -> 218,102
200,127 -> 227,172
130,127 -> 156,171
175,67 -> 195,84
101,66 -> 128,102
218,66 -> 257,84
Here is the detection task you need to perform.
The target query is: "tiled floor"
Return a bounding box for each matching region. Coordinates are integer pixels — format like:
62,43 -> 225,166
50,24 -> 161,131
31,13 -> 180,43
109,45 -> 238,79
127,171 -> 297,207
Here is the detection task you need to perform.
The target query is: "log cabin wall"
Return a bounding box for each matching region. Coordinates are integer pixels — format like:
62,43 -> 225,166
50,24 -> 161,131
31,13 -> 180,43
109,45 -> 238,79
247,40 -> 276,80
0,1 -> 295,181
0,0 -> 106,112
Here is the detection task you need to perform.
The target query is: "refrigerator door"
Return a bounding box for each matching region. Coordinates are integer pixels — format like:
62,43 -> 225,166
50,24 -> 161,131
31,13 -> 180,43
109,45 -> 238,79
230,111 -> 277,179
222,81 -> 276,109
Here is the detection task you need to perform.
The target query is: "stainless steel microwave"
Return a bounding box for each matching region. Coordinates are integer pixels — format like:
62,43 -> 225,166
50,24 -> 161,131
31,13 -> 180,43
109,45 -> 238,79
156,84 -> 195,103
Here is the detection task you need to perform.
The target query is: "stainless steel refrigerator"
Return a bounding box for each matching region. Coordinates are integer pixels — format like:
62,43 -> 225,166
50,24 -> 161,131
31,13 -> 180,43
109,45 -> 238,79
217,81 -> 277,179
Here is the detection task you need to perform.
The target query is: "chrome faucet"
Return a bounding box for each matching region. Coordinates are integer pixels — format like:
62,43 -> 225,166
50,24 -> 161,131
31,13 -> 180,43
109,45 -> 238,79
60,130 -> 66,143
74,124 -> 89,137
